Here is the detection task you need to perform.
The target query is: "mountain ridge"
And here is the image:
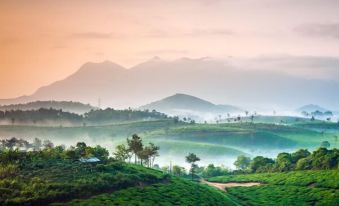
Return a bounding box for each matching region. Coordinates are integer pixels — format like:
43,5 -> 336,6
140,93 -> 241,117
1,58 -> 339,110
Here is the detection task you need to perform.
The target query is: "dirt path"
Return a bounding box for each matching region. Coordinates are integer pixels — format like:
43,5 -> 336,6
201,179 -> 262,191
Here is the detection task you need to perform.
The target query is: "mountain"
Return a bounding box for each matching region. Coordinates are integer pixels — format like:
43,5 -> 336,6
0,100 -> 96,114
297,104 -> 330,113
1,57 -> 339,110
140,93 -> 241,119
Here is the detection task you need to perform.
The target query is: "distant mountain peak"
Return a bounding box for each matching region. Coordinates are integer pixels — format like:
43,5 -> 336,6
140,93 -> 240,116
80,60 -> 126,70
68,60 -> 126,79
150,56 -> 162,61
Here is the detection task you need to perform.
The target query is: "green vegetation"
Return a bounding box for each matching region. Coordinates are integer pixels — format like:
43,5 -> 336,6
208,170 -> 339,206
185,153 -> 200,180
0,139 -> 167,206
231,148 -> 338,173
0,137 -> 239,206
53,178 -> 237,206
0,101 -> 95,114
0,108 -> 171,126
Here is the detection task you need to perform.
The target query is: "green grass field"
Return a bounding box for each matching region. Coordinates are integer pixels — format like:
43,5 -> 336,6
208,170 -> 339,206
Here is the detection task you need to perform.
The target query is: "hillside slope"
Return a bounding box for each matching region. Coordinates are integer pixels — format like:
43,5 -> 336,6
140,93 -> 241,115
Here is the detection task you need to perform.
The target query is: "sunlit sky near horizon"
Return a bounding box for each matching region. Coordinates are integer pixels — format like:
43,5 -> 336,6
1,0 -> 339,98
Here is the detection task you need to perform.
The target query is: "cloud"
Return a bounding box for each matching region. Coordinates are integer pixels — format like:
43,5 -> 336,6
144,28 -> 234,38
295,23 -> 339,39
136,49 -> 188,55
69,32 -> 117,39
235,55 -> 339,81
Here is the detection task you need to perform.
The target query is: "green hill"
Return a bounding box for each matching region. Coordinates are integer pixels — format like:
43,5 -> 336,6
53,178 -> 237,206
140,93 -> 241,115
208,170 -> 339,206
0,148 -> 236,206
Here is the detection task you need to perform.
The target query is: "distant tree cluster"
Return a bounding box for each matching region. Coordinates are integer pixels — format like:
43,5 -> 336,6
84,108 -> 169,124
199,164 -> 230,178
113,134 -> 160,167
0,137 -> 54,151
0,138 -> 110,164
0,108 -> 170,125
234,148 -> 338,173
0,100 -> 95,114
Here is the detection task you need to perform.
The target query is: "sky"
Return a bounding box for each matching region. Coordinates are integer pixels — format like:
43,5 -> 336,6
1,0 -> 339,99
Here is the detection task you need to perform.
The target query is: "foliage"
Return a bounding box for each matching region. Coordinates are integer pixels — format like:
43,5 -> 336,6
53,178 -> 237,206
209,170 -> 339,206
0,142 -> 166,206
125,134 -> 160,167
200,164 -> 230,178
234,155 -> 251,170
0,101 -> 95,114
0,107 -> 170,126
234,148 -> 338,173
185,153 -> 200,180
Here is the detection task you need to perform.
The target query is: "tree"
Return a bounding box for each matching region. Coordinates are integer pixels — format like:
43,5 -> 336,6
161,165 -> 169,173
185,153 -> 200,181
172,165 -> 185,176
43,140 -> 54,149
32,138 -> 42,151
3,137 -> 18,150
75,142 -> 87,157
295,157 -> 312,170
234,155 -> 251,170
202,164 -> 230,178
320,141 -> 330,149
250,156 -> 274,172
114,144 -> 131,162
291,149 -> 310,163
127,134 -> 143,164
148,143 -> 160,167
91,145 -> 109,160
276,152 -> 293,171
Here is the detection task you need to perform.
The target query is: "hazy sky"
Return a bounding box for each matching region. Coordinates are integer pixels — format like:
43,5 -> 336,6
1,0 -> 339,98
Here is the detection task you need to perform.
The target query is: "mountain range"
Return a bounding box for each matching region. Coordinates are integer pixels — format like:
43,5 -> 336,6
1,57 -> 339,110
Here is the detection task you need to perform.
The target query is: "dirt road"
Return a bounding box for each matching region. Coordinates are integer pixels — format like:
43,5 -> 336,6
201,179 -> 261,191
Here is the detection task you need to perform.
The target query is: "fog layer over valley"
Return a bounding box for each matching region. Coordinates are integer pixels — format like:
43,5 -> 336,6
1,111 -> 337,169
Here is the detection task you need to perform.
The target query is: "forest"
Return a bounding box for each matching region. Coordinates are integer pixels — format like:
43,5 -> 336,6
0,108 -> 170,125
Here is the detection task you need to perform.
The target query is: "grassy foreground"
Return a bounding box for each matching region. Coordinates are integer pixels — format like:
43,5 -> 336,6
53,178 -> 237,206
208,170 -> 339,206
0,156 -> 236,206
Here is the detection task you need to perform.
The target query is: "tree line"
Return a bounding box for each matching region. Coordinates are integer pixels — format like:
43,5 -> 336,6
234,147 -> 338,173
0,134 -> 160,168
0,108 -> 171,125
0,100 -> 95,114
113,134 -> 160,168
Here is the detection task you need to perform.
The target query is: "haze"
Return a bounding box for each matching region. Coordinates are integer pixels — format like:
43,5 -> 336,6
1,0 -> 339,99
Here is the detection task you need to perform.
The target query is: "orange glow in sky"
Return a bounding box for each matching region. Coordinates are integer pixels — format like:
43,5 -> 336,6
1,0 -> 339,98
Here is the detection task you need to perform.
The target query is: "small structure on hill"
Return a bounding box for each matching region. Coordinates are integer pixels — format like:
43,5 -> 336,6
79,157 -> 100,163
